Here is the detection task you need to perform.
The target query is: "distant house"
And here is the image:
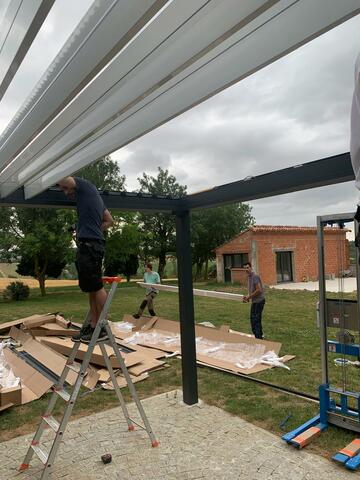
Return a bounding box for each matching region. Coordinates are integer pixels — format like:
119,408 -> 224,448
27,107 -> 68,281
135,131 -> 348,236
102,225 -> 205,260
214,225 -> 349,285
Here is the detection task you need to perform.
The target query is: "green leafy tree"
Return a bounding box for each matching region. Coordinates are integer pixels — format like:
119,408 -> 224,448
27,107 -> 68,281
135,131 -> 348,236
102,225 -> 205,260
137,168 -> 186,277
104,224 -> 141,281
0,207 -> 75,296
77,155 -> 125,191
191,203 -> 254,279
0,207 -> 18,262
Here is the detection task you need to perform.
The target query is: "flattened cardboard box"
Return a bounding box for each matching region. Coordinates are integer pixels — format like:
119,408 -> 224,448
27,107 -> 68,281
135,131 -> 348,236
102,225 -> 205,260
10,327 -> 99,389
0,384 -> 22,411
3,348 -> 53,404
118,315 -> 294,375
0,313 -> 56,334
38,337 -> 145,369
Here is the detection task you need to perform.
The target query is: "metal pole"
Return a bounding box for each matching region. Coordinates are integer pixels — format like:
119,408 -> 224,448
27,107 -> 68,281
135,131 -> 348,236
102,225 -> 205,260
175,210 -> 198,405
317,216 -> 328,384
355,219 -> 360,360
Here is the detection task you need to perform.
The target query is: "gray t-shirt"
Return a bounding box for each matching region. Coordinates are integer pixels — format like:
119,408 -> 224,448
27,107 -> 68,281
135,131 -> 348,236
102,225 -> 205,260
75,177 -> 105,241
248,272 -> 265,303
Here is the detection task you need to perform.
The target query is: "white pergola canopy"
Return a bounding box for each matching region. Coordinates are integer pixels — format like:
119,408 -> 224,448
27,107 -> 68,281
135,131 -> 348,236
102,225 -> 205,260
0,0 -> 359,200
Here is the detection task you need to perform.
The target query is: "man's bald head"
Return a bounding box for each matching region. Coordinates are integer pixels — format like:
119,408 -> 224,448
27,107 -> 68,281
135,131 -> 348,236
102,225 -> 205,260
57,176 -> 76,198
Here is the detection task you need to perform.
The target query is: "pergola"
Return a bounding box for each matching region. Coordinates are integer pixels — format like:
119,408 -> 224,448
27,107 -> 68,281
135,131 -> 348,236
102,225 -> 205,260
0,0 -> 359,405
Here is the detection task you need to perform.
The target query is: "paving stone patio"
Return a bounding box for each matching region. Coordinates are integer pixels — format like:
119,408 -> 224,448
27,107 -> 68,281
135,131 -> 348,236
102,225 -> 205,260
0,389 -> 357,479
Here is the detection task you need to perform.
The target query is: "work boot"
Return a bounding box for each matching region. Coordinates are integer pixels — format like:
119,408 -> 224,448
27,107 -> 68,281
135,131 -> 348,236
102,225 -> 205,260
72,323 -> 92,342
148,309 -> 156,316
80,326 -> 108,343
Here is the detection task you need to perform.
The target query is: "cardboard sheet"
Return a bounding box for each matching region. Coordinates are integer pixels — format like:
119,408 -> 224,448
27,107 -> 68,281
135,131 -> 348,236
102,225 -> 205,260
117,315 -> 293,375
102,373 -> 148,390
38,337 -> 145,369
3,348 -> 53,404
0,313 -> 55,334
0,384 -> 22,411
10,327 -> 99,389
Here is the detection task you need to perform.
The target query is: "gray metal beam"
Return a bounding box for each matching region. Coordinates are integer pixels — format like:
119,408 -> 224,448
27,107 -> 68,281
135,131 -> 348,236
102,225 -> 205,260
184,152 -> 354,210
0,0 -> 55,101
0,187 -> 184,212
175,210 -> 198,405
0,153 -> 354,212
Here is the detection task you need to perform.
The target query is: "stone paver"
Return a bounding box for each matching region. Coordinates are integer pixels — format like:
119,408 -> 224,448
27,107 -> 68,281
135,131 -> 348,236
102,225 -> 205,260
0,390 -> 357,479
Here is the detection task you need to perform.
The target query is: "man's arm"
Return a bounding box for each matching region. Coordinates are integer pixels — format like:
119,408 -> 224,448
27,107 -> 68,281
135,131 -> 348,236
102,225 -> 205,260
101,209 -> 114,231
243,282 -> 262,302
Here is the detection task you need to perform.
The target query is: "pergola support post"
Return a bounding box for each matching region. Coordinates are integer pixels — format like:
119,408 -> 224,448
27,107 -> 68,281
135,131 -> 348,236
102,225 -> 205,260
175,209 -> 198,405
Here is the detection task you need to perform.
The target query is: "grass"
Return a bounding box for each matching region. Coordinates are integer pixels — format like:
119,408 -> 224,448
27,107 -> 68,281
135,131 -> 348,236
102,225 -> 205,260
0,281 -> 358,459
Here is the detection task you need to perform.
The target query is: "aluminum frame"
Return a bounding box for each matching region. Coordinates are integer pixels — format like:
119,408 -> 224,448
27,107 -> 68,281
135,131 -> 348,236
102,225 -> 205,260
317,212 -> 360,428
0,0 -> 55,101
20,0 -> 360,199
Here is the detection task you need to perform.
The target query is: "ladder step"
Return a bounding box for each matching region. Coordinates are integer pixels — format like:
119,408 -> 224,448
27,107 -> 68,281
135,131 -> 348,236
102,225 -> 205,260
42,415 -> 60,432
31,444 -> 49,465
53,387 -> 70,402
66,362 -> 81,374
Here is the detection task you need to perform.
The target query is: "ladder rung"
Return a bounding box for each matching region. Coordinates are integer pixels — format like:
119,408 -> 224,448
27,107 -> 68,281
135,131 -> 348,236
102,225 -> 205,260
53,387 -> 70,402
31,444 -> 49,465
43,415 -> 60,432
129,418 -> 146,431
66,362 -> 81,374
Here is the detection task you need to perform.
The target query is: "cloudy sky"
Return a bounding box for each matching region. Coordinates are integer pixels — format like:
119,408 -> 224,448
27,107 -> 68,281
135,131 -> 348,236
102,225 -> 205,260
0,2 -> 360,229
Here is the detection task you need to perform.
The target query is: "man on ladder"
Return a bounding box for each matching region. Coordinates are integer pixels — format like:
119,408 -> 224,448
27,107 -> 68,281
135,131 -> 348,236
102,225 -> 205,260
19,178 -> 158,479
58,176 -> 114,342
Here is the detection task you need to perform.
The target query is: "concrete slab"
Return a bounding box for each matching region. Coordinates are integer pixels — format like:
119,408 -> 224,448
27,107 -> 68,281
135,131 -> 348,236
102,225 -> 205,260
0,390 -> 357,479
270,277 -> 357,293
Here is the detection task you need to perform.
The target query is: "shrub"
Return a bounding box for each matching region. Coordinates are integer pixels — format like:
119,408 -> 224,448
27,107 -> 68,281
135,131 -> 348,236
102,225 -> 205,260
3,281 -> 30,301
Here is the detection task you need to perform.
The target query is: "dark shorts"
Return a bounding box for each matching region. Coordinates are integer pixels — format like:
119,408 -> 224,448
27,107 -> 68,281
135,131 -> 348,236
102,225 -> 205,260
75,239 -> 105,293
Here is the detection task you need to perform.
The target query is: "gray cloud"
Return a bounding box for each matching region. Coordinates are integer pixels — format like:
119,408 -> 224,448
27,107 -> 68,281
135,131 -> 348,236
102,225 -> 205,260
112,14 -> 360,226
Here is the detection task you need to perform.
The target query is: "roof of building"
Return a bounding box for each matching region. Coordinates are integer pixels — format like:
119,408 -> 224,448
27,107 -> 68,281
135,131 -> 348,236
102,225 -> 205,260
215,224 -> 349,251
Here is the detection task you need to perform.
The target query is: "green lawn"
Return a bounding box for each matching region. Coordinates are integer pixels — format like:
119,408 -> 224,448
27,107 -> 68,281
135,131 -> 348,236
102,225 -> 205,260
0,282 -> 358,458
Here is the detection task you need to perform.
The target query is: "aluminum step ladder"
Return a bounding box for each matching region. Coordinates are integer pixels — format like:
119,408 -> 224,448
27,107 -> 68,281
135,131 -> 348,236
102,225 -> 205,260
19,276 -> 159,479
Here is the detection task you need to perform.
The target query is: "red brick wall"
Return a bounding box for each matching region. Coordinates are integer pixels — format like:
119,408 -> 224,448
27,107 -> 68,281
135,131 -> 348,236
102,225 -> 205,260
215,229 -> 348,285
254,231 -> 348,284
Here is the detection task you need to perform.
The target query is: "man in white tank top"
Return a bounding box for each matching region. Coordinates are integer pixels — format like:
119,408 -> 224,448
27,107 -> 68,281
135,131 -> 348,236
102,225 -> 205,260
351,52 -> 360,221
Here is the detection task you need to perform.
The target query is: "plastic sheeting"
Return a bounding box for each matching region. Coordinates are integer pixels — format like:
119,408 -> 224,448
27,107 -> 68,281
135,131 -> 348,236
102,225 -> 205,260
0,341 -> 20,388
110,321 -> 134,333
124,331 -> 290,370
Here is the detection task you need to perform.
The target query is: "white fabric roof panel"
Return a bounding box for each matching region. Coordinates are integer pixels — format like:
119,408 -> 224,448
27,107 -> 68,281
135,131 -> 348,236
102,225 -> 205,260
0,0 -> 55,101
0,0 -> 358,199
0,0 -> 168,176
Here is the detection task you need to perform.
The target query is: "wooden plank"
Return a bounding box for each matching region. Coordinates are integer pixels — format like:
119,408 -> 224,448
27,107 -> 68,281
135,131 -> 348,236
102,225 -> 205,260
137,282 -> 244,301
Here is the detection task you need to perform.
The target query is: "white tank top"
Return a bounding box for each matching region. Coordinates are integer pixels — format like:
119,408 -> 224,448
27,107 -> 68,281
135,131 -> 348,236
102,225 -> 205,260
351,53 -> 360,193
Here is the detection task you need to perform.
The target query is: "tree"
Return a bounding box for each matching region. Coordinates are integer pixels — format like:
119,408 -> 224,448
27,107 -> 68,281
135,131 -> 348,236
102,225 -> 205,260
191,203 -> 254,279
77,155 -> 125,191
0,207 -> 18,262
137,168 -> 187,277
104,224 -> 141,281
0,208 -> 75,296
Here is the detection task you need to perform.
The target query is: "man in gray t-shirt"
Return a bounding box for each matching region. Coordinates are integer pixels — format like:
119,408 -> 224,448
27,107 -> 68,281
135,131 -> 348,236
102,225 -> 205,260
243,261 -> 265,339
58,176 -> 113,342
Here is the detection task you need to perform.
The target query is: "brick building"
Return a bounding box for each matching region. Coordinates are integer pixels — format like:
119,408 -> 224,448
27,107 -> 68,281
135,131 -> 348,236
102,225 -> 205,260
215,225 -> 349,285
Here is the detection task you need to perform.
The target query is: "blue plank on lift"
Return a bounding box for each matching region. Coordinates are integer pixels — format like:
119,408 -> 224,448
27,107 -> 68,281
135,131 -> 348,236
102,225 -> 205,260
282,414 -> 321,443
345,452 -> 360,471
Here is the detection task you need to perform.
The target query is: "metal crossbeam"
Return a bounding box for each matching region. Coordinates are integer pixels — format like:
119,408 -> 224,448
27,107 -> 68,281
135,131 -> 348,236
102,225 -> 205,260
184,153 -> 354,210
0,153 -> 353,211
0,187 -> 183,212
